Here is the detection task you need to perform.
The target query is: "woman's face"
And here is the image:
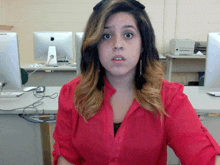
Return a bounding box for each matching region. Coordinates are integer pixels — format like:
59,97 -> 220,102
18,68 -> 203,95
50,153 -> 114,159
98,12 -> 142,78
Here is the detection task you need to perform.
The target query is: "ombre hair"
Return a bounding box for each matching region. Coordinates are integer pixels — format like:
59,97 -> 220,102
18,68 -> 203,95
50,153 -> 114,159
74,0 -> 167,122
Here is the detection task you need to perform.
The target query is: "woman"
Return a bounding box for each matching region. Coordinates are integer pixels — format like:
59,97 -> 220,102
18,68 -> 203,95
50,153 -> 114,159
53,0 -> 220,164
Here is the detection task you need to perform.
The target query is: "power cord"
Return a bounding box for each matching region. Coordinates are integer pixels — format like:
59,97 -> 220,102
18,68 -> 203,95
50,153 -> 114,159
46,55 -> 54,67
28,55 -> 55,77
20,88 -> 58,123
28,62 -> 48,77
0,88 -> 58,123
32,88 -> 58,99
19,114 -> 56,123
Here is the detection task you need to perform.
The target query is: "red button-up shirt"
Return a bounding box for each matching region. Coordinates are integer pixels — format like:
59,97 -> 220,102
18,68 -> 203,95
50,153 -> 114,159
53,77 -> 220,165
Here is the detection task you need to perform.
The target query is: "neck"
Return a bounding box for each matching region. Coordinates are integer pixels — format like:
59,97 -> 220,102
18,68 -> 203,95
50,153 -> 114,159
105,71 -> 135,91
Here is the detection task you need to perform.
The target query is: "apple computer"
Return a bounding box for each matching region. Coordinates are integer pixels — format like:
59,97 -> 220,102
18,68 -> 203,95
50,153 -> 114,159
0,32 -> 24,97
75,32 -> 84,75
204,32 -> 220,96
33,32 -> 74,66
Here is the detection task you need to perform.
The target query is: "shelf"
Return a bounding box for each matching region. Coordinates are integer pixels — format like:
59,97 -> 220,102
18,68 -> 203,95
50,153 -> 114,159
164,52 -> 206,59
0,25 -> 14,31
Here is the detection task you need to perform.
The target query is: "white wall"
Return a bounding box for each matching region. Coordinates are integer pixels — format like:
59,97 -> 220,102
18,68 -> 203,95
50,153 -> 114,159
0,0 -> 7,24
2,0 -> 100,62
3,0 -> 220,63
1,0 -> 220,85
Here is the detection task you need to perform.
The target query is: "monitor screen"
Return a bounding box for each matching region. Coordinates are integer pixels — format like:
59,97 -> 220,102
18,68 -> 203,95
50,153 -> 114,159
0,32 -> 22,92
75,32 -> 84,75
33,32 -> 73,66
204,32 -> 220,88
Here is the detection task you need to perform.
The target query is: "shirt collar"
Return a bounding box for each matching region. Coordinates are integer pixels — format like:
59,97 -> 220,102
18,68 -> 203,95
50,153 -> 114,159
103,77 -> 116,97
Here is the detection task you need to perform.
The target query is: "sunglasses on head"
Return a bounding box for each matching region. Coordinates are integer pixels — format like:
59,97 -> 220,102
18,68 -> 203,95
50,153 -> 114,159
93,0 -> 145,12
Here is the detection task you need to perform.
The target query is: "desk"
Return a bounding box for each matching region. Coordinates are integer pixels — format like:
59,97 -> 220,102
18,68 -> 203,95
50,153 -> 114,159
1,86 -> 220,165
164,52 -> 206,82
21,63 -> 76,71
1,86 -> 218,115
0,87 -> 61,165
21,55 -> 166,72
20,57 -> 165,86
0,87 -> 61,115
184,86 -> 220,114
20,63 -> 77,87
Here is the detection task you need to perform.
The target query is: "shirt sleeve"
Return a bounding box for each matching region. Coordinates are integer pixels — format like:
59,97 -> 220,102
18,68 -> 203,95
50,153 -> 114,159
164,83 -> 220,165
52,84 -> 81,165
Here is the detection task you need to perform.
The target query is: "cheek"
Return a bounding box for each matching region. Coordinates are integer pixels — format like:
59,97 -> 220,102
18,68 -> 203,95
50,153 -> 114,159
130,44 -> 141,59
98,42 -> 112,55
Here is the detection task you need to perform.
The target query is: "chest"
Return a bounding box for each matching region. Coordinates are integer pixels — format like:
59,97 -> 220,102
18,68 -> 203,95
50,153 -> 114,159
110,92 -> 134,123
74,112 -> 165,164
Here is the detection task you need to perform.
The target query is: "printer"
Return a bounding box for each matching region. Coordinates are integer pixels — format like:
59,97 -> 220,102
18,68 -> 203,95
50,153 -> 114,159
169,39 -> 195,56
194,41 -> 207,55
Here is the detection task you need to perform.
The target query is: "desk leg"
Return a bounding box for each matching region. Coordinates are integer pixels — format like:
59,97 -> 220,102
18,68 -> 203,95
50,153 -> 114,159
166,58 -> 173,82
40,116 -> 53,165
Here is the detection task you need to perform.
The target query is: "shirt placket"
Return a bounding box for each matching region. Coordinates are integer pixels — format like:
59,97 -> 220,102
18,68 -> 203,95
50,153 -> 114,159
105,98 -> 140,165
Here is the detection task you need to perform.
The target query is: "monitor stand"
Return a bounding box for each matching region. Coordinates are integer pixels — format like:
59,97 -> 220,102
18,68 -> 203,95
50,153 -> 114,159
47,46 -> 57,66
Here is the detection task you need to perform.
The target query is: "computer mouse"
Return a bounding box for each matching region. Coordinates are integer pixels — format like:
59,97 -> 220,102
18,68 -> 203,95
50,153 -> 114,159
36,86 -> 45,93
23,87 -> 37,92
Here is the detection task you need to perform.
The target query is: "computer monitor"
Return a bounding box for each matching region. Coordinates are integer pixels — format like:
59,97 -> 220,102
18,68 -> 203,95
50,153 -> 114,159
0,32 -> 22,92
204,32 -> 220,88
75,32 -> 84,75
33,32 -> 74,66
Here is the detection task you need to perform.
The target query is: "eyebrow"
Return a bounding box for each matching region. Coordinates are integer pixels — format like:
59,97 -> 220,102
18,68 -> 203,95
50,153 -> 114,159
104,25 -> 137,30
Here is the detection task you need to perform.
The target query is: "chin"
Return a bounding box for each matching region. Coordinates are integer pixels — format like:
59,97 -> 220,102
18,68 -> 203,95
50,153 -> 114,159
107,69 -> 134,77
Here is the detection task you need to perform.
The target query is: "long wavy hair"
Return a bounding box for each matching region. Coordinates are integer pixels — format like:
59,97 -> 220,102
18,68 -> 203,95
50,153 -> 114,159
74,0 -> 167,123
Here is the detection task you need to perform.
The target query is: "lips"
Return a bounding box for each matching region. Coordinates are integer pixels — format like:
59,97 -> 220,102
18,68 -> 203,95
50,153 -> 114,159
111,55 -> 125,61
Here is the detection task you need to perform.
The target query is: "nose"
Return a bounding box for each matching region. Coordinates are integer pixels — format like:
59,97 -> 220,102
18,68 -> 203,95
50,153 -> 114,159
113,35 -> 123,50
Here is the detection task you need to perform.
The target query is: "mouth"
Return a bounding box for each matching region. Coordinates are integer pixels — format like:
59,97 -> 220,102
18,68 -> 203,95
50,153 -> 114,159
111,55 -> 125,61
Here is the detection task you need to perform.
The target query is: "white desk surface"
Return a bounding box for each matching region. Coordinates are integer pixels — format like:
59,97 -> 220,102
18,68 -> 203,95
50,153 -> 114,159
21,63 -> 76,71
0,86 -> 61,114
164,52 -> 206,59
184,86 -> 220,113
1,86 -> 219,115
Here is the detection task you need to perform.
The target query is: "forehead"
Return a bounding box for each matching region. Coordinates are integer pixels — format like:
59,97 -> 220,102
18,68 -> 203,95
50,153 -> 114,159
105,12 -> 137,28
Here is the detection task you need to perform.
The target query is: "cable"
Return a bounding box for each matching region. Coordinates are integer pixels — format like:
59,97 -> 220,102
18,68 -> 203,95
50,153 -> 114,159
46,55 -> 54,67
32,89 -> 58,99
0,89 -> 58,123
28,56 -> 70,78
21,89 -> 58,123
0,96 -> 44,112
28,62 -> 47,77
28,74 -> 46,82
19,114 -> 56,123
28,55 -> 54,77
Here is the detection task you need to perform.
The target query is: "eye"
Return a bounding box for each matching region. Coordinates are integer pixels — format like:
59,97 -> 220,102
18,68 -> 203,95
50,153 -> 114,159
103,34 -> 112,39
124,32 -> 133,38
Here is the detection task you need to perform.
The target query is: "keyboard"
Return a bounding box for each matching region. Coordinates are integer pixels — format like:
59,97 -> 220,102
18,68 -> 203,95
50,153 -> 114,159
0,92 -> 24,98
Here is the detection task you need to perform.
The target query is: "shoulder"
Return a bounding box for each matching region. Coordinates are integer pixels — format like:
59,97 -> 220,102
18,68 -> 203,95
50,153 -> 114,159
59,76 -> 81,105
161,79 -> 184,95
60,76 -> 81,95
62,76 -> 81,90
161,79 -> 187,111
